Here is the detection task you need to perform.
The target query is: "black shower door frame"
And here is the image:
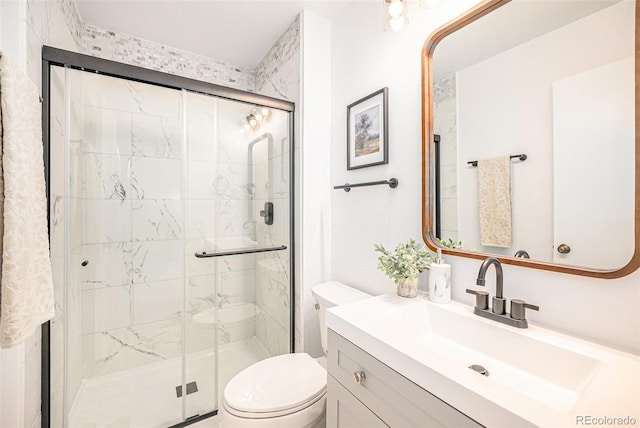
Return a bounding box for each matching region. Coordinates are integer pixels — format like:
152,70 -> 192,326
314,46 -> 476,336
41,45 -> 296,428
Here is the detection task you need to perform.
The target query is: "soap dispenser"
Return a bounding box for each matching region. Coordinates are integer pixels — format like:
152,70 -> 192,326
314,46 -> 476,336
428,248 -> 451,303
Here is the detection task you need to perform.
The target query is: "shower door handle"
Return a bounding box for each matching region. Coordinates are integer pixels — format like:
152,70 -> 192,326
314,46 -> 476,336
260,202 -> 274,225
194,245 -> 287,258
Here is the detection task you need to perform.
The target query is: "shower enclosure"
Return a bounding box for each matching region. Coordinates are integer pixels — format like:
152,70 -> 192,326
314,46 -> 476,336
43,47 -> 294,427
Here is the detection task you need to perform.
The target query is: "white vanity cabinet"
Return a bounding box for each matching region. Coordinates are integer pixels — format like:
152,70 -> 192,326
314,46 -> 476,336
326,329 -> 482,427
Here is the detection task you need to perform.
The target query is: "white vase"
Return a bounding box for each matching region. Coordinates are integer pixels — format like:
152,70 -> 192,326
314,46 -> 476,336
396,277 -> 418,298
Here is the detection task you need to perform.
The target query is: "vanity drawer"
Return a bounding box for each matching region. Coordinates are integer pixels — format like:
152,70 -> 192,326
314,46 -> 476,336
328,329 -> 482,428
327,375 -> 388,428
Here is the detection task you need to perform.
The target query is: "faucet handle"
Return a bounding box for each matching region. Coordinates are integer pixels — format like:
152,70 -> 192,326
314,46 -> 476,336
510,299 -> 539,321
466,289 -> 489,310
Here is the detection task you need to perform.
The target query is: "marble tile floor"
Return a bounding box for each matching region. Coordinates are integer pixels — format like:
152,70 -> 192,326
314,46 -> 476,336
68,337 -> 269,427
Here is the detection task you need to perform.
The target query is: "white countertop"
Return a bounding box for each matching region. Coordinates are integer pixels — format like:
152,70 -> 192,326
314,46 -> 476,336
326,293 -> 640,427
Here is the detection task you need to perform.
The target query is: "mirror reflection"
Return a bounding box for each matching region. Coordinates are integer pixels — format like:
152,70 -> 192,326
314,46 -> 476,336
431,0 -> 635,271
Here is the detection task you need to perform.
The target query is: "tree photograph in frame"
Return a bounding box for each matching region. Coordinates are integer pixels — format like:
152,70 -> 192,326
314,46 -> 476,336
347,87 -> 389,170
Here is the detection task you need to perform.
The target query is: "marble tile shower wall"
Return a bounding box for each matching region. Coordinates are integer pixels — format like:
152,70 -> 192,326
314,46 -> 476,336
77,74 -> 269,378
79,72 -> 182,378
254,16 -> 300,355
45,0 -> 300,377
253,119 -> 291,357
255,14 -> 300,100
56,0 -> 84,47
77,74 -> 235,378
61,0 -> 299,357
185,92 -> 219,353
190,96 -> 256,348
434,73 -> 459,242
81,24 -> 256,93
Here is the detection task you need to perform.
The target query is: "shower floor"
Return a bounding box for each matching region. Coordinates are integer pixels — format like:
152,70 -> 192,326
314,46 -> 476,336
68,337 -> 270,428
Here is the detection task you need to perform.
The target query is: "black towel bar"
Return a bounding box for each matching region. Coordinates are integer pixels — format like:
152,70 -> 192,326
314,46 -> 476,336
333,178 -> 398,192
468,154 -> 527,167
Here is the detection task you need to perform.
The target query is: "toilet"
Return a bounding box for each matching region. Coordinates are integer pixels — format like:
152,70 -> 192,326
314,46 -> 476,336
219,281 -> 371,428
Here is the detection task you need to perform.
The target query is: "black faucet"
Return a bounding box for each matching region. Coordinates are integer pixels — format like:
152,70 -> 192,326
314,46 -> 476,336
476,257 -> 506,315
466,257 -> 539,328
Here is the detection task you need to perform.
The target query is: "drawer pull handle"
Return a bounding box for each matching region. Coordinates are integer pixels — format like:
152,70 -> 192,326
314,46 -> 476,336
353,371 -> 366,384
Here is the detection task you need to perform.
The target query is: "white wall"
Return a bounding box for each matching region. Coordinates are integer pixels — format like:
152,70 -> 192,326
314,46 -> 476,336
456,2 -> 634,261
331,0 -> 480,296
330,0 -> 640,355
300,10 -> 332,357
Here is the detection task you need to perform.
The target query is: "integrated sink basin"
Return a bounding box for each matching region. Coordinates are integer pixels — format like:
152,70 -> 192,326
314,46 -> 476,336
326,293 -> 640,427
424,300 -> 600,413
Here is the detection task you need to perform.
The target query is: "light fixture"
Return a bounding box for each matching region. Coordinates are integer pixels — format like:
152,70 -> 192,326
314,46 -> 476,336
388,0 -> 403,17
238,106 -> 270,135
385,0 -> 407,32
389,16 -> 404,32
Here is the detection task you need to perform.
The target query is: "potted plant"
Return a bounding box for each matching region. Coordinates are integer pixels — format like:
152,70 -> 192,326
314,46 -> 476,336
374,238 -> 434,298
436,237 -> 463,249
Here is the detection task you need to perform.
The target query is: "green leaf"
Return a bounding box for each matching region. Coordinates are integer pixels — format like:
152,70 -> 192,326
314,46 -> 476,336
373,238 -> 435,282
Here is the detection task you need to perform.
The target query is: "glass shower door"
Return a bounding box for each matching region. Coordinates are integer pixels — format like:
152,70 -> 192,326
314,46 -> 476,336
50,66 -> 201,427
186,94 -> 291,408
183,90 -> 219,420
48,59 -> 292,428
80,68 -> 186,426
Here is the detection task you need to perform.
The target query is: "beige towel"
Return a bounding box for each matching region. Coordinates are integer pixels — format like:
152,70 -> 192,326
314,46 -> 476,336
0,51 -> 55,347
478,156 -> 512,248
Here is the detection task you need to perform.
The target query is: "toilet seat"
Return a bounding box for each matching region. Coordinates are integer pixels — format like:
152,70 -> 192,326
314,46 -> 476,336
223,389 -> 326,419
223,353 -> 327,419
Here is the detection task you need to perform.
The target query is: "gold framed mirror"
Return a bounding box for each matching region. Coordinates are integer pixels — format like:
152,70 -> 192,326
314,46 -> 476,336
422,0 -> 639,278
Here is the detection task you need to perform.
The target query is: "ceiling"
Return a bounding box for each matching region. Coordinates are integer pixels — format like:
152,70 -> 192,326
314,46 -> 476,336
75,0 -> 354,69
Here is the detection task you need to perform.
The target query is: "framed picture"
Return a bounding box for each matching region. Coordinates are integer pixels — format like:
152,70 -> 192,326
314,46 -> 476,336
347,87 -> 388,170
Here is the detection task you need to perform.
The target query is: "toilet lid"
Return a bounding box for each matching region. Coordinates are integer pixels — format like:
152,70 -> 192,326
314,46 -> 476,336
223,353 -> 327,414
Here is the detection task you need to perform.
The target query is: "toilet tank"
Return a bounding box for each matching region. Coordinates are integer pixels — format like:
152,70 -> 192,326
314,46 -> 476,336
311,281 -> 371,355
